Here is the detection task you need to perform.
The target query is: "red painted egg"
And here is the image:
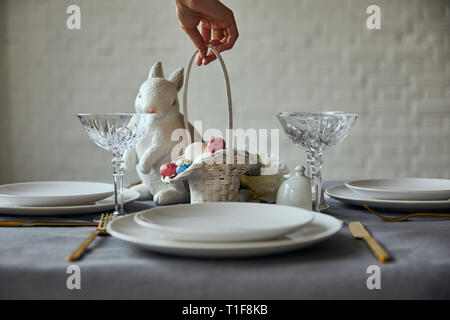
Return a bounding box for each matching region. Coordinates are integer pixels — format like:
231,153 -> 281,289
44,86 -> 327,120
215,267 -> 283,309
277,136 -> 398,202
206,138 -> 226,153
160,163 -> 178,178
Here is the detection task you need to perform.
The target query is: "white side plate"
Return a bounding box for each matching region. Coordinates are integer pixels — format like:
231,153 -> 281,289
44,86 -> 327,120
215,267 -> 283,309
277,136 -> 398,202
325,184 -> 450,211
0,189 -> 140,216
134,202 -> 315,242
0,181 -> 114,207
107,212 -> 342,258
345,178 -> 450,201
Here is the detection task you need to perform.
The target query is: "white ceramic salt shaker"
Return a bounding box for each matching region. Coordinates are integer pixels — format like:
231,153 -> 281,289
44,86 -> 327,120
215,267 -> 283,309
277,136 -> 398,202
276,165 -> 312,210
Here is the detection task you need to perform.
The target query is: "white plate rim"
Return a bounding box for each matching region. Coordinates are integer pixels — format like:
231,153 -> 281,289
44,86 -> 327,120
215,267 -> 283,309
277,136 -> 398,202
0,189 -> 140,216
345,178 -> 450,194
134,202 -> 315,234
107,212 -> 342,252
325,184 -> 450,209
0,181 -> 114,199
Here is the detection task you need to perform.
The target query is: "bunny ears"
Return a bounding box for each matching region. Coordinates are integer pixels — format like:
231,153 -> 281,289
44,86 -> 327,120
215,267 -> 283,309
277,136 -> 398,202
148,62 -> 184,92
148,62 -> 164,78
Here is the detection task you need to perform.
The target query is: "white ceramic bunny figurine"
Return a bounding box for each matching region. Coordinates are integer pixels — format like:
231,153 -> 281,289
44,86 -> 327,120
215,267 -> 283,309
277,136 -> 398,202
124,62 -> 195,205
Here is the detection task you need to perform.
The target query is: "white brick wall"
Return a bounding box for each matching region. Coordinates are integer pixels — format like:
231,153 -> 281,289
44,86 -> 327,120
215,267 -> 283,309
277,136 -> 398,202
0,0 -> 449,184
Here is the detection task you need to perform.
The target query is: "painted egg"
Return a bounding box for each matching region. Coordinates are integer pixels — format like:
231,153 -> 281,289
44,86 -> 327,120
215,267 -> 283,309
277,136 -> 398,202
176,163 -> 191,174
160,163 -> 178,178
206,138 -> 226,153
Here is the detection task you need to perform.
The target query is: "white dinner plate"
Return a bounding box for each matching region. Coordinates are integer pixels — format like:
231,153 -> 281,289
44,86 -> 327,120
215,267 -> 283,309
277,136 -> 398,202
325,184 -> 450,211
134,202 -> 315,242
0,181 -> 114,207
345,178 -> 450,201
107,212 -> 342,258
0,189 -> 140,216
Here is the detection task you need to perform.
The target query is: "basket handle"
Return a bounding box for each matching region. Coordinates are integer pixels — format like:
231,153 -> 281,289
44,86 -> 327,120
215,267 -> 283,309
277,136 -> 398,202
182,45 -> 233,145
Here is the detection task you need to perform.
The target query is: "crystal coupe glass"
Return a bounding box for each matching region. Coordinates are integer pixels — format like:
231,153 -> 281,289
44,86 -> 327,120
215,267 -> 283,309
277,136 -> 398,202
277,112 -> 357,211
77,113 -> 152,215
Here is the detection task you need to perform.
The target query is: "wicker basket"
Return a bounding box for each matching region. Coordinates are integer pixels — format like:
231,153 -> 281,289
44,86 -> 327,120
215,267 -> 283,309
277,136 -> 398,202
166,45 -> 261,203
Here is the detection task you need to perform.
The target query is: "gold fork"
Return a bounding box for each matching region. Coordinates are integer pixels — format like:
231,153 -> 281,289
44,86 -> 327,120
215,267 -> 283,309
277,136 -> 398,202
364,205 -> 450,222
66,213 -> 112,262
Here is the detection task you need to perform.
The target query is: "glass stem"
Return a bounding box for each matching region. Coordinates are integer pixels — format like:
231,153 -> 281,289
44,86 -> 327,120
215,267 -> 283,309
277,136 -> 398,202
307,150 -> 323,212
112,154 -> 124,215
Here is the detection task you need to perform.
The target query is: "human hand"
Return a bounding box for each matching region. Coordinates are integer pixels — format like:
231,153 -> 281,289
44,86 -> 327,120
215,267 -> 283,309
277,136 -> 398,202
175,0 -> 239,66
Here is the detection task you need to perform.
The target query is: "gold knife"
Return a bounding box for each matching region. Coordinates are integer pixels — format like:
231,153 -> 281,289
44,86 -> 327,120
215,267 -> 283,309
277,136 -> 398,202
0,221 -> 98,227
349,222 -> 390,263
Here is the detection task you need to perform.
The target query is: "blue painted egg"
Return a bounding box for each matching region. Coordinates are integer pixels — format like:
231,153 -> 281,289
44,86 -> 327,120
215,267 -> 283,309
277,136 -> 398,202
176,163 -> 190,174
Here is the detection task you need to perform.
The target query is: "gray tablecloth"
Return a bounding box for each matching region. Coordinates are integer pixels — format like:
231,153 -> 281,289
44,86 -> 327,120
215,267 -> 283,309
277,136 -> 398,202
0,181 -> 449,299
